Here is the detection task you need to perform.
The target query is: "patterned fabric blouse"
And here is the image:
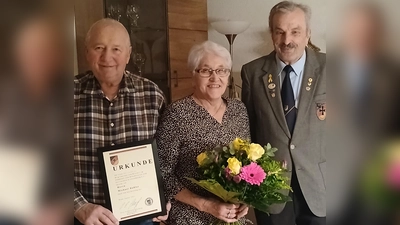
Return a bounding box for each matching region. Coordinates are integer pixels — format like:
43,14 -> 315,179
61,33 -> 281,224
156,96 -> 250,225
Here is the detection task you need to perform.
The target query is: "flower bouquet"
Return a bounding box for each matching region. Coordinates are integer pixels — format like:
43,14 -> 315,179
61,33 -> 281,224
187,138 -> 291,225
362,140 -> 400,214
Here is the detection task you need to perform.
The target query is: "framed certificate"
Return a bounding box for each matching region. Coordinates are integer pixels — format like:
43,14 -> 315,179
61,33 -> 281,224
98,139 -> 167,224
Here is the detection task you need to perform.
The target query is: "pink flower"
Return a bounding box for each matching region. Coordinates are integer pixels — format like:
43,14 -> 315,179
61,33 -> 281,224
225,167 -> 232,181
282,160 -> 287,170
240,162 -> 266,186
386,162 -> 400,189
233,175 -> 242,183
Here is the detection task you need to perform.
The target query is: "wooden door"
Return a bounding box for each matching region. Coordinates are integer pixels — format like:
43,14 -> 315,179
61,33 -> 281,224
169,29 -> 207,102
168,0 -> 207,31
168,0 -> 207,102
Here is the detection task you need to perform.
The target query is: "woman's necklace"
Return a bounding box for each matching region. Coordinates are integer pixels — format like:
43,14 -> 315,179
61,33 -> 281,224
193,96 -> 224,117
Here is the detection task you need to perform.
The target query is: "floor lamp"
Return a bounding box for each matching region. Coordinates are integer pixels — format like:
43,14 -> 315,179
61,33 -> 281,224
211,21 -> 250,98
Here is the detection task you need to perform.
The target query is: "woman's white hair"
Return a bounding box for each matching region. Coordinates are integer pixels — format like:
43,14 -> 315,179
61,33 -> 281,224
187,40 -> 232,74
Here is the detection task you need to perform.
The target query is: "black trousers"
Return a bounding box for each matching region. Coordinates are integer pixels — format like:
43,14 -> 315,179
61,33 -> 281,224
254,170 -> 326,225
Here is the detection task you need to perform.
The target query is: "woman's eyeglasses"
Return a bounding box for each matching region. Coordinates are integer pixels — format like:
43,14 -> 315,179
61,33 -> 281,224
195,68 -> 231,77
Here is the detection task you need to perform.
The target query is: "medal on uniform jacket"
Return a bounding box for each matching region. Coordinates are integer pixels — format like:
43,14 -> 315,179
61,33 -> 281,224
316,103 -> 326,120
267,74 -> 276,98
306,77 -> 313,91
268,83 -> 276,89
268,74 -> 273,83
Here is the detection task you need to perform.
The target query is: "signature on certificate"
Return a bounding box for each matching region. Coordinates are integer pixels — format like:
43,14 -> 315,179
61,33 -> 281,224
119,197 -> 143,213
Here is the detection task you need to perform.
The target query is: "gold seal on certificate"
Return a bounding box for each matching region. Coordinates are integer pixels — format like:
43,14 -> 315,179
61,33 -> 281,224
98,139 -> 167,224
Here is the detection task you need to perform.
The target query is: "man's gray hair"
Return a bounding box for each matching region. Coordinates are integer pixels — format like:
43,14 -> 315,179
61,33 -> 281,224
269,1 -> 312,32
187,40 -> 232,73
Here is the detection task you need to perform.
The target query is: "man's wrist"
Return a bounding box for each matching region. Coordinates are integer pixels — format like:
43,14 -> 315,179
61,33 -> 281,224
74,198 -> 89,213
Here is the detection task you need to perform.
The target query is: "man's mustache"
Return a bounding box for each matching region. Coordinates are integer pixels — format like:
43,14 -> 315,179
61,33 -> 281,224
279,43 -> 296,49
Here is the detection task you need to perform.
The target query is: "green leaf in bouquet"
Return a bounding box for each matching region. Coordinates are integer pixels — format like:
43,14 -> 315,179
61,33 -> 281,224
249,201 -> 271,214
229,148 -> 235,155
247,190 -> 292,214
266,151 -> 275,157
224,153 -> 231,159
186,178 -> 241,203
260,159 -> 285,176
269,192 -> 292,204
263,144 -> 278,158
252,197 -> 292,214
222,146 -> 228,153
229,142 -> 235,151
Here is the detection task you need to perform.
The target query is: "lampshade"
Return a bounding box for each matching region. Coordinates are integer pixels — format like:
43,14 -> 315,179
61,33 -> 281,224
211,21 -> 250,35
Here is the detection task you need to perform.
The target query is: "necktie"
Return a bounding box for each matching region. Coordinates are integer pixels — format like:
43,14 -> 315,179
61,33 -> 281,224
281,65 -> 297,135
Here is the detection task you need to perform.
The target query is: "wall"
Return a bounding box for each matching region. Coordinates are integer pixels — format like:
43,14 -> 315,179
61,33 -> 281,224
208,0 -> 326,95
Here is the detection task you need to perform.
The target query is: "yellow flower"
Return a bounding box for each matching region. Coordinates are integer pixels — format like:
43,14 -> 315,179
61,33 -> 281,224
196,152 -> 208,166
232,138 -> 243,150
227,157 -> 242,175
247,143 -> 265,161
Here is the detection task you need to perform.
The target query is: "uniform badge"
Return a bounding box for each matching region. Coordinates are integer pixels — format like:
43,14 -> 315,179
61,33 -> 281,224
316,103 -> 326,120
268,74 -> 273,83
306,77 -> 313,91
268,83 -> 276,89
267,74 -> 276,97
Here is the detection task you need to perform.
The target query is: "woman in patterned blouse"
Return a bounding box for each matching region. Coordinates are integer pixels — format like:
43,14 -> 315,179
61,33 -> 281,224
156,41 -> 251,224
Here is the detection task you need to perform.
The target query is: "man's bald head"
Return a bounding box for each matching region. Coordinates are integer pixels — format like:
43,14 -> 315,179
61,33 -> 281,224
85,18 -> 132,86
85,18 -> 131,48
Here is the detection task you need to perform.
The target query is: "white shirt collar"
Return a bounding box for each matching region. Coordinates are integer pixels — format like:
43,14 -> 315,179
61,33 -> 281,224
276,50 -> 307,76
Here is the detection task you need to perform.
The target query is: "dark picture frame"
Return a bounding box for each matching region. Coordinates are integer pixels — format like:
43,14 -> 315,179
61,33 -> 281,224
98,139 -> 166,224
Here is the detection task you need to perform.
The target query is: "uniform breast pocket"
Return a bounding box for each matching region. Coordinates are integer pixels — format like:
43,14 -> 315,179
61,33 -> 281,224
314,93 -> 326,102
